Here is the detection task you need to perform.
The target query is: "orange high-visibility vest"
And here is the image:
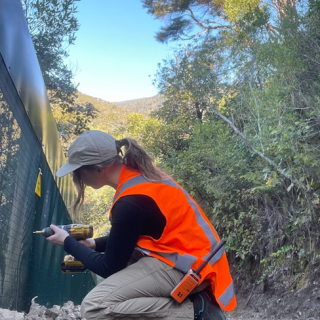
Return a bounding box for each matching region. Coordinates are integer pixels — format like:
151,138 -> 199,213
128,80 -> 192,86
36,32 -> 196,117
111,165 -> 237,312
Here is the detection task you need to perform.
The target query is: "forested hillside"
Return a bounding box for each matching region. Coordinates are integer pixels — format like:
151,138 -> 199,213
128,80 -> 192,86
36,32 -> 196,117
75,92 -> 132,133
114,94 -> 165,115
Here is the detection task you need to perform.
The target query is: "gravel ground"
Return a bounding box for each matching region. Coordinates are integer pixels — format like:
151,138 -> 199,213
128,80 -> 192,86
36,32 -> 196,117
1,284 -> 320,320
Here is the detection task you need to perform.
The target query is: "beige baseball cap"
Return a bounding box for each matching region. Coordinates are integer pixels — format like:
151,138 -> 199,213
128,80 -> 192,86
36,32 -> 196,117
56,130 -> 117,177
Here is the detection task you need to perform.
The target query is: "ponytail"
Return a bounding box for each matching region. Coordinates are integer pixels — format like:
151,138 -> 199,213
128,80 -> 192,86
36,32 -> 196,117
117,137 -> 162,182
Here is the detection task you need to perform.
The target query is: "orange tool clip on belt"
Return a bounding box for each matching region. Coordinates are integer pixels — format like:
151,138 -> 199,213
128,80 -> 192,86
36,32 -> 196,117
170,240 -> 226,303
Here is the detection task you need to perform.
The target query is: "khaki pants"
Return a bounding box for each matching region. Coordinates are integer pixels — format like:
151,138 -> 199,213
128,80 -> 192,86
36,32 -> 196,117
81,255 -> 194,319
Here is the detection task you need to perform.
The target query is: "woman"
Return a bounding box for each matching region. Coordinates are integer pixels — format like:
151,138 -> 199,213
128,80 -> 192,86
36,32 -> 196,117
47,130 -> 236,320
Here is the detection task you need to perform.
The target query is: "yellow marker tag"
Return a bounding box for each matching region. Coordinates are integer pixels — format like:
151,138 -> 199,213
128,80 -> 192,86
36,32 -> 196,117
266,176 -> 272,186
35,169 -> 42,197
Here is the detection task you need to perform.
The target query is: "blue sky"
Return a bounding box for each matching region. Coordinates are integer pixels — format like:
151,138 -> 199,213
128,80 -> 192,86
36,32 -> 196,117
67,0 -> 176,102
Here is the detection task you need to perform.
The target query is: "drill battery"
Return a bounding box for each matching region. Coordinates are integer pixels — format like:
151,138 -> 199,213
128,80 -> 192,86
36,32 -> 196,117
61,255 -> 87,273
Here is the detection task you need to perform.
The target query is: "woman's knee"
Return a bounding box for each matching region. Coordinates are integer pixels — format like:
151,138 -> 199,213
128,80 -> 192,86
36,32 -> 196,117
80,286 -> 113,320
81,293 -> 97,319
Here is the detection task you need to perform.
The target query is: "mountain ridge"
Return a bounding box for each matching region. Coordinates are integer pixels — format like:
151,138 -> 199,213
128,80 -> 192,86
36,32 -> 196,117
76,91 -> 164,115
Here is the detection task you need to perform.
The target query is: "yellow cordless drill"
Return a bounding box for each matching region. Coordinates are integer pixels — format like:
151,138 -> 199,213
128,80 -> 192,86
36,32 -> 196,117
33,224 -> 93,240
33,224 -> 93,273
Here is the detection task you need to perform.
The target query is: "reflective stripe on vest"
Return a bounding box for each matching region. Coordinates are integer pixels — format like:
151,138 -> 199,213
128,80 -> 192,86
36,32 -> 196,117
219,281 -> 235,309
136,246 -> 198,273
113,173 -> 225,272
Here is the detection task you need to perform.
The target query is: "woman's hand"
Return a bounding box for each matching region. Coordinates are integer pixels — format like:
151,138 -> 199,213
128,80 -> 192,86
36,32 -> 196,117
46,224 -> 69,246
79,238 -> 96,250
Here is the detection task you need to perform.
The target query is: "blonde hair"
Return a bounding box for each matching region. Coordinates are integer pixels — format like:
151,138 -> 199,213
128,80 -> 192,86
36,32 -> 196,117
72,137 -> 162,212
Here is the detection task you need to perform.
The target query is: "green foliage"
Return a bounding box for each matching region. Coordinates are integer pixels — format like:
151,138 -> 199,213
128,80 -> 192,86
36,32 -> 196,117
143,0 -> 272,43
223,0 -> 260,23
51,98 -> 98,153
22,0 -> 79,94
22,0 -> 99,144
144,0 -> 320,288
152,39 -> 219,123
125,113 -> 162,152
258,245 -> 295,284
156,17 -> 192,43
142,0 -> 226,42
81,186 -> 113,237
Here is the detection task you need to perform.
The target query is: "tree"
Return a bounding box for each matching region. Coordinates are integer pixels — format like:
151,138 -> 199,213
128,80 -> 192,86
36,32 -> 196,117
51,100 -> 98,153
22,0 -> 79,95
22,0 -> 97,143
142,0 -> 270,43
153,39 -> 219,123
22,0 -> 79,94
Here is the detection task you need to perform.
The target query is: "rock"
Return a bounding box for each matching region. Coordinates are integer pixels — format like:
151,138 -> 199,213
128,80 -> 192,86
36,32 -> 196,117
27,296 -> 46,318
0,308 -> 25,320
44,308 -> 60,318
61,301 -> 75,313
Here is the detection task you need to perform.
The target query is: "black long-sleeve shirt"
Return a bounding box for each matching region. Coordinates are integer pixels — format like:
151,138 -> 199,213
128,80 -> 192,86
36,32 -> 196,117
64,195 -> 166,278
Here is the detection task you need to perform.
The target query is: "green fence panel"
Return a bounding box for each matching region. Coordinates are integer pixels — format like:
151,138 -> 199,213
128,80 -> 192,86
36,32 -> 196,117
0,0 -> 95,312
